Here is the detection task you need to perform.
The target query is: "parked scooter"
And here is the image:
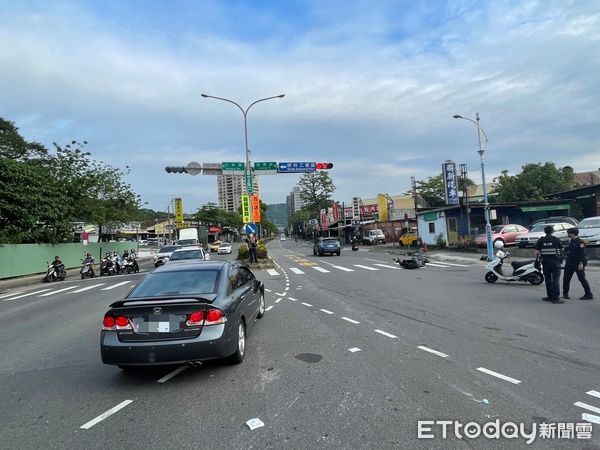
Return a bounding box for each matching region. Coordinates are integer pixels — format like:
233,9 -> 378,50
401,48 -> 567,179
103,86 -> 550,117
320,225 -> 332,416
44,262 -> 66,282
484,241 -> 543,284
80,259 -> 95,279
100,255 -> 117,276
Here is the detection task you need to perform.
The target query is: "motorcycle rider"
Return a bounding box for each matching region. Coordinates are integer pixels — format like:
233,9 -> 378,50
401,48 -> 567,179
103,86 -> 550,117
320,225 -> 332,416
51,256 -> 65,277
534,226 -> 563,303
82,253 -> 96,277
563,228 -> 593,300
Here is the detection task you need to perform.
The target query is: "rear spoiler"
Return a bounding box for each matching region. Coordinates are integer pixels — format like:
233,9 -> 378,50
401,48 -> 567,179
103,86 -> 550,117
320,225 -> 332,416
110,294 -> 216,308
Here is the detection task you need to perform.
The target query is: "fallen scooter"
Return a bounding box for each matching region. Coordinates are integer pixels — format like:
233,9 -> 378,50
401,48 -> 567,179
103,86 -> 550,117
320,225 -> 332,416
394,249 -> 429,269
484,241 -> 543,285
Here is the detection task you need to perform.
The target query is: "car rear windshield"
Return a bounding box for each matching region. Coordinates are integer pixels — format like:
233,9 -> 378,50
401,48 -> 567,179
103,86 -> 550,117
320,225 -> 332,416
128,270 -> 219,297
159,246 -> 178,253
170,250 -> 204,260
219,243 -> 229,247
579,219 -> 600,228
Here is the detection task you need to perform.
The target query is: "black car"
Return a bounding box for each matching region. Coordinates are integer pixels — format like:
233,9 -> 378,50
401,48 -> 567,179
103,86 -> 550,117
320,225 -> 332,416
313,237 -> 341,256
100,261 -> 265,368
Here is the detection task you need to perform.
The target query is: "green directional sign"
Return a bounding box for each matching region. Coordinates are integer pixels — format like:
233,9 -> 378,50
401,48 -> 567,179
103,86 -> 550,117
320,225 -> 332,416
222,162 -> 245,175
254,161 -> 277,170
245,169 -> 254,194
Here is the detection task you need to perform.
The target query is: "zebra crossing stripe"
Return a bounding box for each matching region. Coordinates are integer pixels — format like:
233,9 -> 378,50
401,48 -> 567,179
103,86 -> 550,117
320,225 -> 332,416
353,265 -> 378,271
313,266 -> 330,273
0,292 -> 22,299
267,269 -> 279,276
72,283 -> 106,293
39,286 -> 79,296
101,281 -> 131,291
331,265 -> 354,272
3,289 -> 51,301
374,263 -> 400,270
290,267 -> 305,274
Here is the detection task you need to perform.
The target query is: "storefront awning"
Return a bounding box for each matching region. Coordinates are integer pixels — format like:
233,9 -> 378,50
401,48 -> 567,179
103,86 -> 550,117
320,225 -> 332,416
209,226 -> 222,233
520,204 -> 569,212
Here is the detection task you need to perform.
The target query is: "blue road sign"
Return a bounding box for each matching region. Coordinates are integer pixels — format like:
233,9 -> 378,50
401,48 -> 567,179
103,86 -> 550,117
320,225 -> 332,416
277,162 -> 317,173
245,223 -> 258,235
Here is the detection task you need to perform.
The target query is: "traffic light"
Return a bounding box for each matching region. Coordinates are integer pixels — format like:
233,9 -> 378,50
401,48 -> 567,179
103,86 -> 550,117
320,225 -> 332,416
165,166 -> 188,174
316,163 -> 334,170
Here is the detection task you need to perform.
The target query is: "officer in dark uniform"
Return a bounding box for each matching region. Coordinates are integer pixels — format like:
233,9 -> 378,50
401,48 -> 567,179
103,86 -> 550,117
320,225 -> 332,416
534,225 -> 563,303
563,227 -> 593,300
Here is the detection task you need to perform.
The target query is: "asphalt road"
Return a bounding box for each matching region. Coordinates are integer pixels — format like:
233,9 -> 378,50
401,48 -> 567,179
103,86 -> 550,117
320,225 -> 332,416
1,241 -> 599,449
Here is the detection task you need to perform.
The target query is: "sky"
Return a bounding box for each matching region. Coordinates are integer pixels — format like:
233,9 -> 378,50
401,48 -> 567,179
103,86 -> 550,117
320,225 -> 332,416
1,0 -> 599,213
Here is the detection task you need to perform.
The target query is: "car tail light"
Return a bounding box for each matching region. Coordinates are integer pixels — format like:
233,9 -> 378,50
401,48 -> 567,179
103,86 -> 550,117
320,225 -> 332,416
186,310 -> 205,326
205,308 -> 227,325
102,314 -> 132,330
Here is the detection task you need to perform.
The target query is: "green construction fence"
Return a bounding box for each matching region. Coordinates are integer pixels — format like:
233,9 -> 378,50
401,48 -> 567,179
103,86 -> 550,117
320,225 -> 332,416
0,243 -> 138,279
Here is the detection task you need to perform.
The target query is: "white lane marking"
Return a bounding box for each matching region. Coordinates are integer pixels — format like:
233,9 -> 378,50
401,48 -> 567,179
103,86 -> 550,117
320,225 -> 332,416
289,267 -> 305,274
348,347 -> 362,353
0,292 -> 22,299
313,266 -> 330,273
275,297 -> 283,303
354,264 -> 378,271
586,390 -> 600,399
39,285 -> 80,296
365,258 -> 388,263
341,317 -> 360,324
374,329 -> 397,339
476,367 -> 522,385
301,302 -> 313,307
429,261 -> 470,267
582,413 -> 600,424
425,262 -> 449,268
265,305 -> 274,312
288,297 -> 298,302
264,288 -> 272,292
267,269 -> 279,276
274,292 -> 286,297
374,263 -> 400,270
101,281 -> 131,291
3,289 -> 51,301
320,309 -> 334,315
157,366 -> 187,383
80,400 -> 134,429
71,283 -> 106,293
574,402 -> 600,415
417,345 -> 449,358
284,287 -> 289,292
331,265 -> 354,272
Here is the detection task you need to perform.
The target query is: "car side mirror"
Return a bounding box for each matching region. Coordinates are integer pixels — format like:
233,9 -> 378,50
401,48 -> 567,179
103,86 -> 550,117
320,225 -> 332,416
253,279 -> 260,293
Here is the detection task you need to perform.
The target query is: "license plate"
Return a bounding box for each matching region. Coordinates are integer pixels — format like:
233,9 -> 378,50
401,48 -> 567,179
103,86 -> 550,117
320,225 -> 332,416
149,322 -> 170,333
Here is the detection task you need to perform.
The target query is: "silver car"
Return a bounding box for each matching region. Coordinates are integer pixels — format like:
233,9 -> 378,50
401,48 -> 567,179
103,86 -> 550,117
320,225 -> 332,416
516,223 -> 572,248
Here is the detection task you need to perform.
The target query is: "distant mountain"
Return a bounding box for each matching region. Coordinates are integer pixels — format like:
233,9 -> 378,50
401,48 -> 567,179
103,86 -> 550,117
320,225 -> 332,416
266,203 -> 288,229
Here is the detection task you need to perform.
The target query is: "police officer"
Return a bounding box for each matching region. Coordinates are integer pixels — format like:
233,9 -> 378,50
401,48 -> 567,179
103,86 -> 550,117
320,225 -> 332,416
534,225 -> 563,303
563,227 -> 593,300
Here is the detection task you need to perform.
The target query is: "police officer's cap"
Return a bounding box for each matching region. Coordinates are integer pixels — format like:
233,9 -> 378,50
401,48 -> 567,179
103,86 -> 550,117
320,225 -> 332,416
544,225 -> 554,234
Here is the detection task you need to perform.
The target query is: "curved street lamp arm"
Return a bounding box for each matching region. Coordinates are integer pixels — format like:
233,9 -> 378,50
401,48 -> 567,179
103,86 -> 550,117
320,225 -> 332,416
245,95 -> 286,114
454,115 -> 489,143
200,94 -> 245,115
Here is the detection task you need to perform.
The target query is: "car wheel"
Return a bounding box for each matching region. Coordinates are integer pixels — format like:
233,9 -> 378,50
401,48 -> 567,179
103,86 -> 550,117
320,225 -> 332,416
336,251 -> 341,256
257,293 -> 265,319
227,320 -> 246,364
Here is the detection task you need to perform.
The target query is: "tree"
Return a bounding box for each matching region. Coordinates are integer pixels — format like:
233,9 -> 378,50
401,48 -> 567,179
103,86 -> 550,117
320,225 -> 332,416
297,171 -> 336,216
492,163 -> 577,202
195,202 -> 242,229
410,173 -> 474,207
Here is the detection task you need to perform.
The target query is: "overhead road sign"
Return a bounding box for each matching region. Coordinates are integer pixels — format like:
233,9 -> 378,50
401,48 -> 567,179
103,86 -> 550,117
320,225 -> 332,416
254,161 -> 278,175
277,162 -> 317,173
222,162 -> 246,175
202,162 -> 222,176
186,162 -> 202,176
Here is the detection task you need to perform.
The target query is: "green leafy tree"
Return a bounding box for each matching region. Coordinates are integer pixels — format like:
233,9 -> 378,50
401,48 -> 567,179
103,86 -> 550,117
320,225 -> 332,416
410,173 -> 474,207
298,171 -> 336,216
493,163 -> 577,202
196,202 -> 242,229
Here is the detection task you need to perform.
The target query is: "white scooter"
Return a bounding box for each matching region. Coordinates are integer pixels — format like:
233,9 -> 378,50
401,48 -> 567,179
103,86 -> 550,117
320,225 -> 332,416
484,241 -> 544,285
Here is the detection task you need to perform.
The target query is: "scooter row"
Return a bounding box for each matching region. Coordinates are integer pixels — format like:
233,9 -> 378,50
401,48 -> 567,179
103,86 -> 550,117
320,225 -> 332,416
98,252 -> 139,277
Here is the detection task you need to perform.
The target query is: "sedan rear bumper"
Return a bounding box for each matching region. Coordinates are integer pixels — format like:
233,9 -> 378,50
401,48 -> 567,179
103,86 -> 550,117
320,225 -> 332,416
100,324 -> 235,366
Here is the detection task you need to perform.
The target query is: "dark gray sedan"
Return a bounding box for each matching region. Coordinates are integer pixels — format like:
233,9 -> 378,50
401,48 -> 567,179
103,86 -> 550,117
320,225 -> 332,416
100,261 -> 265,369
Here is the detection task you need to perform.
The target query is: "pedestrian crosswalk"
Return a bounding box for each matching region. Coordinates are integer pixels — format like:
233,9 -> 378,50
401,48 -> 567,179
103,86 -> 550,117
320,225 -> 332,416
1,280 -> 135,303
265,258 -> 473,276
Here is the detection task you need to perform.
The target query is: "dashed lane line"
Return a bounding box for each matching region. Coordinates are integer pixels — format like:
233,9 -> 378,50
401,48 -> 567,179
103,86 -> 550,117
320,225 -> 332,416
301,302 -> 313,307
417,345 -> 449,358
374,329 -> 397,339
267,269 -> 279,276
39,286 -> 79,296
374,263 -> 400,270
264,288 -> 272,293
265,305 -> 274,312
157,366 -> 187,383
0,292 -> 22,299
476,367 -> 522,385
574,402 -> 600,415
586,390 -> 600,399
348,348 -> 362,353
101,281 -> 131,291
275,298 -> 283,303
320,309 -> 334,315
313,266 -> 330,273
71,283 -> 106,293
353,265 -> 378,271
341,317 -> 360,324
3,289 -> 51,301
428,260 -> 471,267
288,297 -> 298,302
80,400 -> 133,429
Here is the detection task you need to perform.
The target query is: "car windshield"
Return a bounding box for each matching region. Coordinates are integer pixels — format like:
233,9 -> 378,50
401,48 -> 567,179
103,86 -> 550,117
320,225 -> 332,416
491,226 -> 504,233
158,246 -> 178,253
579,218 -> 600,228
530,226 -> 548,233
128,270 -> 218,297
169,250 -> 204,260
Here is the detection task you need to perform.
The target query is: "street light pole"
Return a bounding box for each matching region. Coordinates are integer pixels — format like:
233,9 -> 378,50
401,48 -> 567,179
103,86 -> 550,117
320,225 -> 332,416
453,113 -> 493,261
200,93 -> 285,176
